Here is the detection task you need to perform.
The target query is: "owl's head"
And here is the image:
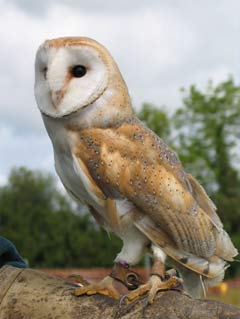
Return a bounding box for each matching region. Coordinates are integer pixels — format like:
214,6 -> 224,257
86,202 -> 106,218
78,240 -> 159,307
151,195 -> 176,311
34,37 -> 132,119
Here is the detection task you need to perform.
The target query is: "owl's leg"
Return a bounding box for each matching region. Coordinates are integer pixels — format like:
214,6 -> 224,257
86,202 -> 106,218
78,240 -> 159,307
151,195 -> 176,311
74,262 -> 142,299
74,230 -> 146,299
126,246 -> 182,304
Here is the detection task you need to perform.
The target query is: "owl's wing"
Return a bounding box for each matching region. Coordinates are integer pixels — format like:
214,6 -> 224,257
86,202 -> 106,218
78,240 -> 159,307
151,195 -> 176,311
71,154 -> 122,232
72,119 -> 238,272
184,173 -> 222,228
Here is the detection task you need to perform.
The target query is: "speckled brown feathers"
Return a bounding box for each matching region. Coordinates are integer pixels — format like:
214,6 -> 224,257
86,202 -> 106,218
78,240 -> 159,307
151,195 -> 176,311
69,117 -> 237,267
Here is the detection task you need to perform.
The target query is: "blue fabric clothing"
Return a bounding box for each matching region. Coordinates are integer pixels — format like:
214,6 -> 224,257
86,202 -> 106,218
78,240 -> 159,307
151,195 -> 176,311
0,236 -> 26,268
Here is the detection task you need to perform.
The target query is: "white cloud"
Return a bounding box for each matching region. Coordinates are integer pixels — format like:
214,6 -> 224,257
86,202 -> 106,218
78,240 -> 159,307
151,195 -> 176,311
0,174 -> 7,186
8,0 -> 161,15
0,125 -> 55,181
0,0 -> 239,181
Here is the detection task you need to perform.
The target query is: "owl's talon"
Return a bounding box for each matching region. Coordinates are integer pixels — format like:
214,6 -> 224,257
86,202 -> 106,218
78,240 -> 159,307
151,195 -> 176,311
126,275 -> 182,304
74,276 -> 120,300
119,294 -> 129,306
66,274 -> 89,286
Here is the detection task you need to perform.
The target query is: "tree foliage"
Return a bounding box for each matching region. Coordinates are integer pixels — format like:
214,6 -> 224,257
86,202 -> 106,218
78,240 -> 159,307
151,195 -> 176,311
0,167 -> 121,267
174,79 -> 240,194
138,103 -> 171,144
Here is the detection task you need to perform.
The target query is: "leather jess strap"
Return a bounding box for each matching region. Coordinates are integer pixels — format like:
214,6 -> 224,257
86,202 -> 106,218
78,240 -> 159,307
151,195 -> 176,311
110,263 -> 143,290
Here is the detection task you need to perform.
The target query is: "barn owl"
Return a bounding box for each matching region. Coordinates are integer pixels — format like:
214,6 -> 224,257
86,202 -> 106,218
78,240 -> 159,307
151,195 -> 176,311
34,37 -> 238,303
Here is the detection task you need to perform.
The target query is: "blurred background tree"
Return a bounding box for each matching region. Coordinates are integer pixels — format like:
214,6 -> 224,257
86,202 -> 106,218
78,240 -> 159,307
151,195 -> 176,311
138,103 -> 172,144
0,78 -> 239,276
0,167 -> 121,267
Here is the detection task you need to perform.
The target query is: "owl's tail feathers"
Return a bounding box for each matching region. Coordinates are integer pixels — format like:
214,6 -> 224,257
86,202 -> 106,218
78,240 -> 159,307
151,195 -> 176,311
165,246 -> 229,298
133,215 -> 237,297
183,257 -> 240,298
134,215 -> 232,279
175,262 -> 226,299
175,265 -> 206,298
215,228 -> 238,261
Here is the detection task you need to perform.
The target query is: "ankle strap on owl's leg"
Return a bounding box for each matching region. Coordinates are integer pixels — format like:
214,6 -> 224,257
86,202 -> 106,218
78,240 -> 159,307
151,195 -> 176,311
110,262 -> 143,290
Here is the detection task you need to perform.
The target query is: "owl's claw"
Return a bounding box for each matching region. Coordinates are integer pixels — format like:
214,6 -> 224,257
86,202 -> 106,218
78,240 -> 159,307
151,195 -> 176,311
119,294 -> 129,306
74,275 -> 120,300
65,274 -> 89,286
126,275 -> 182,304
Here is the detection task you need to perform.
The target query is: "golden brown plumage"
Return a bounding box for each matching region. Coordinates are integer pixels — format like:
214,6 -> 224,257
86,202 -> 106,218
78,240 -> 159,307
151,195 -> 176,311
69,118 -> 237,264
35,37 -> 238,301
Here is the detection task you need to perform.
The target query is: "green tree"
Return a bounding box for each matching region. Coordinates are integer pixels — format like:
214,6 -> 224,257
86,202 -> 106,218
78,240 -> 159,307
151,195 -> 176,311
174,79 -> 240,192
0,167 -> 121,268
138,103 -> 172,144
173,79 -> 240,276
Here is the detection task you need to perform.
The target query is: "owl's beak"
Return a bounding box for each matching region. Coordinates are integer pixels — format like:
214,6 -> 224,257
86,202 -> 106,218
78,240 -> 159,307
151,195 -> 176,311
51,91 -> 63,109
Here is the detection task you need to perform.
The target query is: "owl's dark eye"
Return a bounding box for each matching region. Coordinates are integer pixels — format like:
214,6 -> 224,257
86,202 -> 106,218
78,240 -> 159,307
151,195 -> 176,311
71,65 -> 87,78
43,67 -> 48,80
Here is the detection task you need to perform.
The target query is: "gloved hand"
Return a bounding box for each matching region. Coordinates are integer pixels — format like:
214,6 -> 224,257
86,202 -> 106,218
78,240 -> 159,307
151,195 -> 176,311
0,236 -> 26,268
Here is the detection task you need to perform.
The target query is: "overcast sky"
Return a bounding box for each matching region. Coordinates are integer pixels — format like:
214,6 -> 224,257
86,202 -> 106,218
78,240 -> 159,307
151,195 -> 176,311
0,0 -> 240,185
